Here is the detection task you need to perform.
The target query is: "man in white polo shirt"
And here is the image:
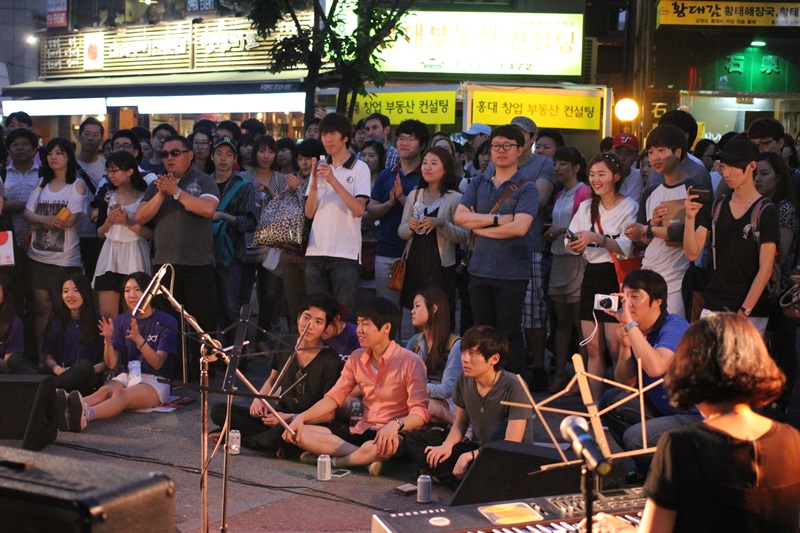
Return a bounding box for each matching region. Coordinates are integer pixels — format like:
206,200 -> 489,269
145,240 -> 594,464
305,113 -> 371,320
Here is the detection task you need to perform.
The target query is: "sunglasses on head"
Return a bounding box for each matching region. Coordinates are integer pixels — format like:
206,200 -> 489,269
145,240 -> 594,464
160,149 -> 190,158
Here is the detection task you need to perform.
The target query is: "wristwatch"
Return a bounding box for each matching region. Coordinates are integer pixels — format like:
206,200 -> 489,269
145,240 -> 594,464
492,213 -> 500,227
646,223 -> 654,240
624,320 -> 639,333
394,418 -> 405,431
173,188 -> 182,201
739,306 -> 752,317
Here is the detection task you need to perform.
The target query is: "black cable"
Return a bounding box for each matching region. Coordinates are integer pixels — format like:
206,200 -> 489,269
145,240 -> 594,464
53,442 -> 388,512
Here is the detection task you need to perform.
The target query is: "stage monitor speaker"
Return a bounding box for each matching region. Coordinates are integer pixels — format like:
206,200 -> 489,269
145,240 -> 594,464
0,375 -> 57,451
0,445 -> 175,533
450,440 -> 625,506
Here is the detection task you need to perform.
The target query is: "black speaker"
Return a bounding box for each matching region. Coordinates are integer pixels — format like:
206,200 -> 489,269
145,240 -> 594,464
0,375 -> 57,450
450,440 -> 625,506
0,445 -> 175,533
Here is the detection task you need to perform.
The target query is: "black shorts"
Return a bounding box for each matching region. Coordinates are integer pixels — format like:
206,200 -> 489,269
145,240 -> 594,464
94,271 -> 126,292
329,424 -> 377,447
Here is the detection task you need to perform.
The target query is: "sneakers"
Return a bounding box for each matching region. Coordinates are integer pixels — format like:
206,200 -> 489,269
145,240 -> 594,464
66,390 -> 88,433
54,388 -> 70,432
530,367 -> 549,392
367,461 -> 383,476
299,451 -> 318,465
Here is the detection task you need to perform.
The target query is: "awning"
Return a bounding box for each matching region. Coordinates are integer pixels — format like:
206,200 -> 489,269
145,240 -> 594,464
1,70 -> 306,100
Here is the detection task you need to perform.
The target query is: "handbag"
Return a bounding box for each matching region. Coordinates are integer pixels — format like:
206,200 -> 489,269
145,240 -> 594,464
596,216 -> 642,286
780,272 -> 800,324
212,179 -> 246,268
388,238 -> 411,291
253,189 -> 306,247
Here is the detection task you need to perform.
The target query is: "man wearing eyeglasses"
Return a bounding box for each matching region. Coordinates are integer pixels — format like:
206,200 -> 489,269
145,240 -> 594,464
140,123 -> 178,175
136,135 -> 220,382
110,129 -> 157,184
3,128 -> 41,247
366,119 -> 430,305
455,125 -> 538,380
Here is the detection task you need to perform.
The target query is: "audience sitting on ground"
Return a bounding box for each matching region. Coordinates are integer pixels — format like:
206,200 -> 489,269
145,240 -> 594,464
404,325 -> 533,486
209,294 -> 342,458
282,297 -> 428,475
56,272 -> 177,433
406,287 -> 462,426
598,270 -> 698,474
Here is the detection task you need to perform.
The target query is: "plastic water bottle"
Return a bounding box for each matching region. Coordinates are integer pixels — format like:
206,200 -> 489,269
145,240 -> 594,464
128,360 -> 142,387
413,201 -> 425,234
106,190 -> 119,211
349,400 -> 363,428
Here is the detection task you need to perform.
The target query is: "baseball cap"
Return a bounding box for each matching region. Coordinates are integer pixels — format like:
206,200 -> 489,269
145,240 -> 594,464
714,139 -> 760,169
462,123 -> 491,136
612,133 -> 639,152
212,136 -> 237,154
510,116 -> 537,135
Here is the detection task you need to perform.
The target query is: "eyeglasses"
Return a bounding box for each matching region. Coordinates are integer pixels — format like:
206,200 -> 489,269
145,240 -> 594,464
752,138 -> 775,151
293,369 -> 305,396
490,143 -> 518,152
113,143 -> 134,151
9,142 -> 32,149
396,135 -> 418,144
160,149 -> 191,158
106,167 -> 122,174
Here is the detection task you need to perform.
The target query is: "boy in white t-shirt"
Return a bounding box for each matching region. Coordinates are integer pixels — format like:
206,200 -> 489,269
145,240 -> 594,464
305,113 -> 371,320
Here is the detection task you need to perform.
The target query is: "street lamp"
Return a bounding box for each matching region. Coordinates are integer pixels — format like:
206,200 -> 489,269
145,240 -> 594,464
614,98 -> 639,122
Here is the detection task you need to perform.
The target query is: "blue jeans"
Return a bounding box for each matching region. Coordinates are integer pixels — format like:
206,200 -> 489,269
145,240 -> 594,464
215,258 -> 246,345
599,387 -> 701,470
468,275 -> 528,374
305,256 -> 360,322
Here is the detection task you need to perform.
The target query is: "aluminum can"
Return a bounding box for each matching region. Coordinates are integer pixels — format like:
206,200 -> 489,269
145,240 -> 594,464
317,454 -> 332,481
417,474 -> 432,503
228,430 -> 241,455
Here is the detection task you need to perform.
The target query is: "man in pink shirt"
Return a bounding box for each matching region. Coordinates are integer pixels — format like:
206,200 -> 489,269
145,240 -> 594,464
283,298 -> 429,474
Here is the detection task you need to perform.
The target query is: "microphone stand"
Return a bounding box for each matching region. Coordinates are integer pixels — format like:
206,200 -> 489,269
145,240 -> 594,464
153,286 -> 295,533
582,463 -> 595,533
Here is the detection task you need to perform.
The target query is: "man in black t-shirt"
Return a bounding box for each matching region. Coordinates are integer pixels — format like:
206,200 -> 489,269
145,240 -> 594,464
684,139 -> 779,335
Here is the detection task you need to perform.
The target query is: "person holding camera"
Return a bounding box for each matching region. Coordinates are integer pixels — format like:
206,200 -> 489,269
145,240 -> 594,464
598,270 -> 699,474
566,152 -> 638,401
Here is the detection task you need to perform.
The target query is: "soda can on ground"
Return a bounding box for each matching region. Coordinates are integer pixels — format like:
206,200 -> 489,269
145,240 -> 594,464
228,430 -> 241,455
417,474 -> 432,503
317,454 -> 332,481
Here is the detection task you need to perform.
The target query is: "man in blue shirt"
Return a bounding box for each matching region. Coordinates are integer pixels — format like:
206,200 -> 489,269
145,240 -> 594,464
366,120 -> 428,305
455,125 -> 538,376
599,269 -> 699,470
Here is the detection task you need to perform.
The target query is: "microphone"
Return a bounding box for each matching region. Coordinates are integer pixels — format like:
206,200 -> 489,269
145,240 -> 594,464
560,415 -> 612,476
133,264 -> 168,318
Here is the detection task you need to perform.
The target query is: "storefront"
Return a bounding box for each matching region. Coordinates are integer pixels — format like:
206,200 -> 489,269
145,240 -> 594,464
634,1 -> 800,143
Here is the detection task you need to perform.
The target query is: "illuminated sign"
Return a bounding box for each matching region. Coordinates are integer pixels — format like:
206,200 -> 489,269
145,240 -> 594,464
40,16 -> 308,78
657,1 -> 800,27
47,0 -> 68,29
381,11 -> 584,77
471,91 -> 601,130
352,91 -> 456,124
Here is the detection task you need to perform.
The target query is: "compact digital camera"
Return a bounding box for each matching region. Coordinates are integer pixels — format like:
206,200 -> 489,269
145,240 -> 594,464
594,294 -> 619,312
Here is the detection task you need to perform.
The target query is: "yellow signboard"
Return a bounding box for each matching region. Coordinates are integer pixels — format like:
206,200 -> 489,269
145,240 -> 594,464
471,91 -> 601,131
380,11 -> 584,77
657,1 -> 800,27
352,91 -> 456,124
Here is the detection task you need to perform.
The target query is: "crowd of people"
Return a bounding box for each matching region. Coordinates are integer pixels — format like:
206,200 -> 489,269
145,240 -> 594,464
2,107 -> 800,529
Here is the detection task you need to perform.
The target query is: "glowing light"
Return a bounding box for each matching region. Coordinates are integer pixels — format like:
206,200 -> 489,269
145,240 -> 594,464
614,98 -> 640,121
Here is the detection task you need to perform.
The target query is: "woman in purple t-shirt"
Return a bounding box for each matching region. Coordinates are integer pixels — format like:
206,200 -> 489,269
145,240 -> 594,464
56,272 -> 177,433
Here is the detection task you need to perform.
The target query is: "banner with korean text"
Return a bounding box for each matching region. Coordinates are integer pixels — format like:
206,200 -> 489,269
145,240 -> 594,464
352,91 -> 456,124
657,1 -> 800,27
471,91 -> 602,130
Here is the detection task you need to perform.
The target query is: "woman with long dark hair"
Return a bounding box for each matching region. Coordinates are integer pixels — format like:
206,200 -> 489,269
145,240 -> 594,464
8,273 -> 104,397
566,152 -> 638,400
398,147 -> 469,320
56,272 -> 177,432
188,127 -> 215,174
595,313 -> 800,533
406,287 -> 462,425
23,138 -> 87,352
543,147 -> 591,392
93,151 -> 153,319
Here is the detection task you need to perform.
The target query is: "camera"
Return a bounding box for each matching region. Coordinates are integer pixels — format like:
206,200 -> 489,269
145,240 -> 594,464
455,253 -> 471,276
594,294 -> 619,312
